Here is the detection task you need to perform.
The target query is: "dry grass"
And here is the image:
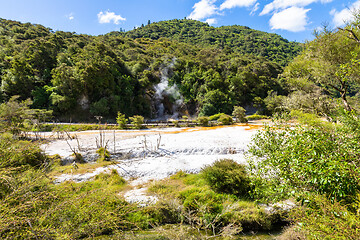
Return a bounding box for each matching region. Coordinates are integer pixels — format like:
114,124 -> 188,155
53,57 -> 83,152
48,160 -> 116,177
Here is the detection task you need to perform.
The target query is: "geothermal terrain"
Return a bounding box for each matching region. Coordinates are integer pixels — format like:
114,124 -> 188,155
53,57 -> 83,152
41,123 -> 263,203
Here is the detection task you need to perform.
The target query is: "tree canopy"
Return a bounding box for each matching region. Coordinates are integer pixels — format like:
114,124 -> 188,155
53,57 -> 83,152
0,18 -> 298,121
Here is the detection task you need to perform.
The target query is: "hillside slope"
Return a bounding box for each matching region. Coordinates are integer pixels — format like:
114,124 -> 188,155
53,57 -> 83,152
0,18 -> 294,121
113,19 -> 302,66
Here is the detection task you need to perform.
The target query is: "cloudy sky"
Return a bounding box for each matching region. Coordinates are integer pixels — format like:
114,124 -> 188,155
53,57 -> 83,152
0,0 -> 358,42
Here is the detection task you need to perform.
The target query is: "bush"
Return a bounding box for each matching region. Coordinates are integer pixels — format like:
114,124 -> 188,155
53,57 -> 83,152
232,106 -> 247,123
0,134 -> 47,169
248,111 -> 360,202
208,113 -> 224,121
217,114 -> 233,125
129,115 -> 144,129
246,114 -> 269,121
288,195 -> 360,239
201,159 -> 251,198
96,147 -> 111,162
116,112 -> 127,129
197,116 -> 209,126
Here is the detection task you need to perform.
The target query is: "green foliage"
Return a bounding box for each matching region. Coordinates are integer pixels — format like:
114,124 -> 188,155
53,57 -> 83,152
0,18 -> 291,121
116,112 -> 127,129
201,159 -> 252,198
96,147 -> 111,162
283,21 -> 360,112
95,169 -> 126,185
129,115 -> 144,129
0,169 -> 133,239
263,91 -> 287,114
0,133 -> 48,199
149,171 -> 278,234
245,114 -> 269,120
232,106 -> 247,123
119,19 -> 302,66
289,195 -> 360,239
208,113 -> 224,121
0,134 -> 46,169
217,114 -> 233,125
197,116 -> 209,126
248,112 -> 360,203
0,96 -> 32,135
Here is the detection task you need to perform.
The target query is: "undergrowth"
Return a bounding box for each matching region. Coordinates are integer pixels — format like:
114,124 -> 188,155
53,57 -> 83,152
148,162 -> 282,236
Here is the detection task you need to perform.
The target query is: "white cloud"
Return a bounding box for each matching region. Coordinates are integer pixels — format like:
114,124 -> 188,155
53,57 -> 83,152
66,13 -> 74,20
97,11 -> 126,25
220,0 -> 257,10
260,0 -> 332,15
330,0 -> 360,27
206,18 -> 218,25
269,7 -> 310,32
250,3 -> 260,15
188,0 -> 218,20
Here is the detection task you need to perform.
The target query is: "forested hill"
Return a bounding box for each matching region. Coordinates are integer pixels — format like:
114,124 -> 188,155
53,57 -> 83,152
112,19 -> 302,66
0,18 -> 295,121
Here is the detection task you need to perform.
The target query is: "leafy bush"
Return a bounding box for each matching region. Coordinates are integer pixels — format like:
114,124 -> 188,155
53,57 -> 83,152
248,111 -> 360,202
96,147 -> 110,162
246,114 -> 269,120
129,115 -> 144,129
116,112 -> 127,129
232,106 -> 247,123
197,116 -> 209,126
208,113 -> 224,121
0,133 -> 47,169
201,159 -> 251,198
288,195 -> 360,239
217,114 -> 233,125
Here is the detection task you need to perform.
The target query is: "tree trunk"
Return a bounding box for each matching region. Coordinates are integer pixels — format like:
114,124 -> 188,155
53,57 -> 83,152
341,92 -> 352,112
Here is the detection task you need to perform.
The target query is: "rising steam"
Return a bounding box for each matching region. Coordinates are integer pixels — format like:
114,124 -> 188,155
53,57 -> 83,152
153,58 -> 184,119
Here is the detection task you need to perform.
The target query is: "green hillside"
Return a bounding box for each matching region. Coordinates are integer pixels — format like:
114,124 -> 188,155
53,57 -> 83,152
114,19 -> 302,66
0,18 -> 298,121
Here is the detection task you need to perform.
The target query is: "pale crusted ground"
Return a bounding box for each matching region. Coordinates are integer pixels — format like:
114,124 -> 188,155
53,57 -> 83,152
41,122 -> 265,204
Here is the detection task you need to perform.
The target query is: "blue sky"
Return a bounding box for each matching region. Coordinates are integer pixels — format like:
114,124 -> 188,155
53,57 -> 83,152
0,0 -> 358,42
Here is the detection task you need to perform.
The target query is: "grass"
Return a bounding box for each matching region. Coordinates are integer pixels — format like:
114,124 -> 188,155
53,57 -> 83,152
147,169 -> 282,235
48,156 -> 116,177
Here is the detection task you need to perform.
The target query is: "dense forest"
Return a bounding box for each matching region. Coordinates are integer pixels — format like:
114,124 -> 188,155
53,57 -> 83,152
115,19 -> 301,66
0,18 -> 301,122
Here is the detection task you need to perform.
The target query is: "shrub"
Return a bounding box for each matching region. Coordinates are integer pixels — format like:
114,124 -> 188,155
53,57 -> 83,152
0,134 -> 47,169
232,106 -> 247,123
129,115 -> 144,129
248,111 -> 360,202
246,114 -> 269,121
217,114 -> 233,125
96,147 -> 111,162
288,195 -> 360,239
95,169 -> 126,185
197,116 -> 209,126
116,112 -> 127,129
201,159 -> 251,198
72,152 -> 85,163
179,187 -> 225,219
208,113 -> 224,121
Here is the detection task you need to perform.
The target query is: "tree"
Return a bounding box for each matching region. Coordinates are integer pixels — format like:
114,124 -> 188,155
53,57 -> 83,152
232,106 -> 247,123
116,112 -> 127,129
284,23 -> 360,112
0,96 -> 51,136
